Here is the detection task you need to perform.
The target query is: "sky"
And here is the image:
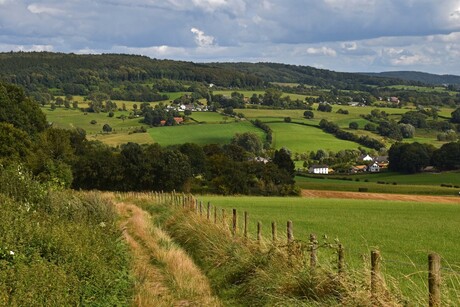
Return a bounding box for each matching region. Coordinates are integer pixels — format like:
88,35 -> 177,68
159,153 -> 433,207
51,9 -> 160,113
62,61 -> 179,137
1,0 -> 460,74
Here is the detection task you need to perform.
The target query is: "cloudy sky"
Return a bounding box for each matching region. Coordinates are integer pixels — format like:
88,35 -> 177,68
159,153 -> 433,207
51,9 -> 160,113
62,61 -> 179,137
1,0 -> 460,74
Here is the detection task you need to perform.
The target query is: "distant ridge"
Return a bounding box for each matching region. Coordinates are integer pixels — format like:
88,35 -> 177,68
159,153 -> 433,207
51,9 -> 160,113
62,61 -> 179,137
363,71 -> 460,85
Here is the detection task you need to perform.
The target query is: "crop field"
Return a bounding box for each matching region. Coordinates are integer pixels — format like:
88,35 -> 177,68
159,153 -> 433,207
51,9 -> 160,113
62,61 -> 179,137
345,170 -> 460,186
148,121 -> 265,146
196,195 -> 460,298
295,175 -> 460,196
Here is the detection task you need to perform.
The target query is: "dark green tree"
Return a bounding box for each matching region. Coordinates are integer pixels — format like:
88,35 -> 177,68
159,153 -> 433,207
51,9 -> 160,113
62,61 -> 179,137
349,122 -> 359,129
451,107 -> 460,123
231,132 -> 263,155
0,82 -> 47,135
303,110 -> 314,119
272,148 -> 295,178
432,142 -> 460,170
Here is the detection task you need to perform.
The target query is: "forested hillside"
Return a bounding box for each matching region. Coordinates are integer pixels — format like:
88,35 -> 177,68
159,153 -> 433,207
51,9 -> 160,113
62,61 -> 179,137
0,52 -> 421,96
365,71 -> 460,86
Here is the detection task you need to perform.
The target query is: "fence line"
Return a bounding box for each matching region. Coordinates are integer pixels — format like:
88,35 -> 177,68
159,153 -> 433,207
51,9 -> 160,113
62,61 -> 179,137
120,191 -> 454,306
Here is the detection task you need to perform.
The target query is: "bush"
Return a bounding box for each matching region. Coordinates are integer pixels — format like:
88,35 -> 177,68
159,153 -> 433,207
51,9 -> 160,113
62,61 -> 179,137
90,119 -> 97,125
358,187 -> 368,192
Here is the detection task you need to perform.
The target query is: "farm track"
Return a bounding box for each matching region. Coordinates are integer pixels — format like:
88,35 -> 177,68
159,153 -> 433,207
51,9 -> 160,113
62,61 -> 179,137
301,189 -> 460,204
115,201 -> 221,307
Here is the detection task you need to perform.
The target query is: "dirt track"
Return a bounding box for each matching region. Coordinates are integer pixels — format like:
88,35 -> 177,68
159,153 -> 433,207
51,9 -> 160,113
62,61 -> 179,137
301,189 -> 460,204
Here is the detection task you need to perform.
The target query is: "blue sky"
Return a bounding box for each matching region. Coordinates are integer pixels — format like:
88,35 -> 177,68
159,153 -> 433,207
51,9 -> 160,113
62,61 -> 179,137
1,0 -> 460,74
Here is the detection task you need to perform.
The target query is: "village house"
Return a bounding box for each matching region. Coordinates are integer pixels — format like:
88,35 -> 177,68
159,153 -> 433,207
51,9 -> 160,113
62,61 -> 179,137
368,162 -> 380,173
160,117 -> 184,126
350,165 -> 368,174
308,165 -> 330,174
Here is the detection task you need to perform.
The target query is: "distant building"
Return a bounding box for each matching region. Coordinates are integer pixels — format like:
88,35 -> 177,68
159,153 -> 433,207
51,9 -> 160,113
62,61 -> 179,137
368,162 -> 380,173
308,165 -> 329,174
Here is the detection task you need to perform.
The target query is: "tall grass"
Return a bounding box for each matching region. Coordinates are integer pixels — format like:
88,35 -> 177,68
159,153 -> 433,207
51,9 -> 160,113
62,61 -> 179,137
0,164 -> 133,305
152,202 -> 404,306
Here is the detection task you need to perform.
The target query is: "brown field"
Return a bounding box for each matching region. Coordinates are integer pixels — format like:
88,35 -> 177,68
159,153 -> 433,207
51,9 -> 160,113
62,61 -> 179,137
301,189 -> 460,204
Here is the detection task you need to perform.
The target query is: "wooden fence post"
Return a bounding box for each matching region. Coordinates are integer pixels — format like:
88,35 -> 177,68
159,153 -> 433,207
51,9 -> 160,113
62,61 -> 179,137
428,253 -> 441,307
287,220 -> 293,243
199,201 -> 203,216
257,221 -> 262,242
371,250 -> 381,299
207,202 -> 211,220
222,209 -> 226,227
271,222 -> 277,242
232,209 -> 237,236
310,234 -> 317,270
338,244 -> 344,275
244,211 -> 248,238
214,206 -> 217,224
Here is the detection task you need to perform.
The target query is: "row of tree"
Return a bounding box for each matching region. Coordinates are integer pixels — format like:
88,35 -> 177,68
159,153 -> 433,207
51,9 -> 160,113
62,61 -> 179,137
388,141 -> 460,173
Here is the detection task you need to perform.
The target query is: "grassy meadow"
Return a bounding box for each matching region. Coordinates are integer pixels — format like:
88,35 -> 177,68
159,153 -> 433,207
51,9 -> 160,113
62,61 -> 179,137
268,121 -> 363,152
148,121 -> 265,146
196,195 -> 460,299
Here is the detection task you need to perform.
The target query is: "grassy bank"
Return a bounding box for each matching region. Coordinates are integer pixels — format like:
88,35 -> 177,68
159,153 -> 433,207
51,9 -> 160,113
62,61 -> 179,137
0,166 -> 133,305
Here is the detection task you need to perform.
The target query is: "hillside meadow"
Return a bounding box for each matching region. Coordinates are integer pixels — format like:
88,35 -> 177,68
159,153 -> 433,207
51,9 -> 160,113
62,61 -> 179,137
42,96 -> 455,151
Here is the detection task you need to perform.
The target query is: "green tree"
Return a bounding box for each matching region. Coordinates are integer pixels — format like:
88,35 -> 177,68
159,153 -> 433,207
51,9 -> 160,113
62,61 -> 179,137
432,142 -> 460,170
399,123 -> 415,138
102,124 -> 112,133
349,122 -> 359,129
272,148 -> 295,178
0,123 -> 32,165
0,82 -> 47,135
388,142 -> 435,173
451,107 -> 460,123
231,132 -> 263,155
303,110 -> 314,119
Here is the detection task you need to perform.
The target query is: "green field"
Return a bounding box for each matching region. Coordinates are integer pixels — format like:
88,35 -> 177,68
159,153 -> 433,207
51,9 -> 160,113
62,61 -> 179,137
268,121 -> 363,152
43,107 -> 144,134
188,112 -> 228,123
148,121 -> 265,146
196,195 -> 460,298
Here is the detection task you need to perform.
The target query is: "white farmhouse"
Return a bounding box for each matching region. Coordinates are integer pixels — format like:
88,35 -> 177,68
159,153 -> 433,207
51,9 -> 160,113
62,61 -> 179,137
308,165 -> 329,174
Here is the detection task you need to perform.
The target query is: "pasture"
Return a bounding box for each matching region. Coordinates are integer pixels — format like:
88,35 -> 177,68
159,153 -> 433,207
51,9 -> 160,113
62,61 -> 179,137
148,121 -> 264,146
267,121 -> 363,152
188,111 -> 228,123
196,195 -> 460,299
42,107 -> 144,134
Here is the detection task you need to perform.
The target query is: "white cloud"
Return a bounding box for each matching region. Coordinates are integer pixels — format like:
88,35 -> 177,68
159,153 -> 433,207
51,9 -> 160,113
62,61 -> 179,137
191,27 -> 216,47
0,44 -> 54,52
341,42 -> 357,51
27,4 -> 65,15
306,46 -> 337,57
